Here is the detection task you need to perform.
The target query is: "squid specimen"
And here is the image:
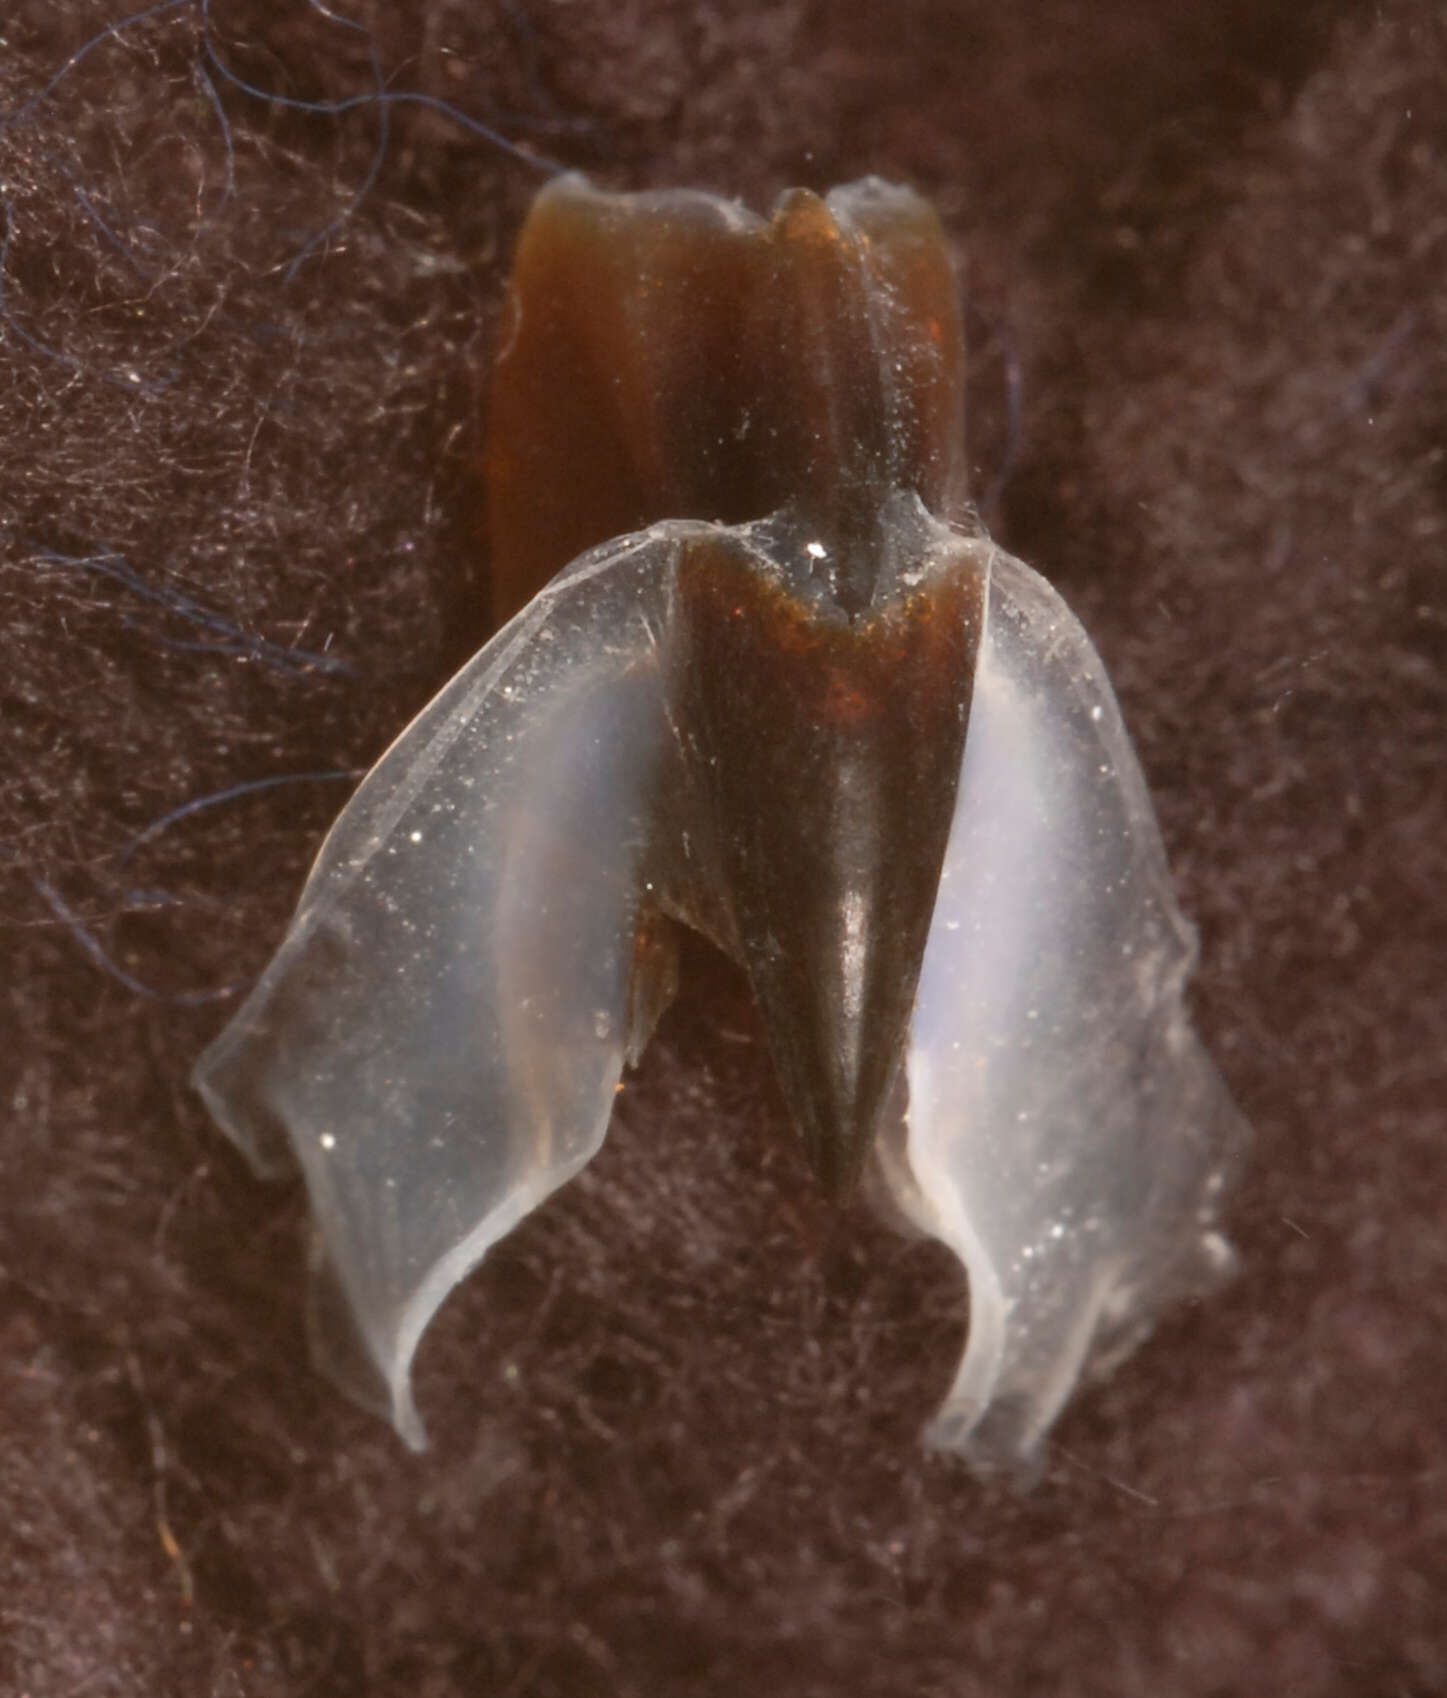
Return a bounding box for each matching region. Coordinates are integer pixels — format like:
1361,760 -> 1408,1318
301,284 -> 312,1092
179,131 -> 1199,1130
194,175 -> 1249,1474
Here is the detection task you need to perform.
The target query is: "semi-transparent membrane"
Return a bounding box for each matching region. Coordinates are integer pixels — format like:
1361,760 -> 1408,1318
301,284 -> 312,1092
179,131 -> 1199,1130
195,530 -> 683,1445
892,544 -> 1247,1472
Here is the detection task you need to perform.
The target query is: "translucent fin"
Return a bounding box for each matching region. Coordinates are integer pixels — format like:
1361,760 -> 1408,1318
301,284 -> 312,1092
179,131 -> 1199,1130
192,528 -> 681,1446
892,542 -> 1249,1474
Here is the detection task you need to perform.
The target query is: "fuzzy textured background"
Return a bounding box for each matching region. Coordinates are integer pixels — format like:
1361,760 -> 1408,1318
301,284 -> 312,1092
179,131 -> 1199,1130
2,2 -> 1443,1694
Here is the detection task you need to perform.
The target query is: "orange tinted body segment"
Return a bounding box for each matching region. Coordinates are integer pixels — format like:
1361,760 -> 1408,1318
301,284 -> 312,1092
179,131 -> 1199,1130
483,174 -> 978,1194
484,175 -> 967,622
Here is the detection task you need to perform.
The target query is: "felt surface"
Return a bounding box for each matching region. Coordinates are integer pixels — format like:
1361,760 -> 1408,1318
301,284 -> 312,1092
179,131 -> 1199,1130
2,2 -> 1443,1693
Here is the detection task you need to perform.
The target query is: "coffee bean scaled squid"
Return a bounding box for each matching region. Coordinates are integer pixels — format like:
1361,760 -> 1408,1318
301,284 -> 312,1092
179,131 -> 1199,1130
194,175 -> 1250,1475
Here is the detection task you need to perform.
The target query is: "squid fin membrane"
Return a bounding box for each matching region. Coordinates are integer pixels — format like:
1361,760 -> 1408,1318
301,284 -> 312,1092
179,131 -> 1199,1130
194,529 -> 686,1446
196,517 -> 1246,1471
885,545 -> 1247,1472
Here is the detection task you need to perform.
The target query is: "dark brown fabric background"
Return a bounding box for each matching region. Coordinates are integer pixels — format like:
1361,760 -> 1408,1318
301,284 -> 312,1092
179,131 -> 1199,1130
2,2 -> 1443,1693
